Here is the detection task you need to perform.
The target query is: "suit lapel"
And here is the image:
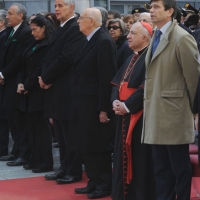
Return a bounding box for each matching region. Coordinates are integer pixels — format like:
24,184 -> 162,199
49,18 -> 75,46
75,28 -> 102,63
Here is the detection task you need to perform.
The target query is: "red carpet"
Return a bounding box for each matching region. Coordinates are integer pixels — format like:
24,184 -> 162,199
1,174 -> 200,200
0,172 -> 111,200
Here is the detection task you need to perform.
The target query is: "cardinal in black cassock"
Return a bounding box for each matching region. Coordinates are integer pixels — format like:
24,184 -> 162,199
111,22 -> 157,200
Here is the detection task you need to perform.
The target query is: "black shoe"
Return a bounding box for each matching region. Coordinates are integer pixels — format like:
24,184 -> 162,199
44,169 -> 66,180
23,164 -> 34,170
7,157 -> 28,166
0,154 -> 17,161
56,175 -> 82,184
75,186 -> 95,194
32,168 -> 53,173
88,190 -> 110,199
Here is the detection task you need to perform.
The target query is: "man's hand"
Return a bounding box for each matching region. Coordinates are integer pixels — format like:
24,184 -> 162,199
38,76 -> 52,89
113,100 -> 127,115
17,83 -> 27,94
99,111 -> 110,123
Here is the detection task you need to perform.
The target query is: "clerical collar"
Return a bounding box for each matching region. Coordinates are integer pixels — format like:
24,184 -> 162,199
134,45 -> 149,56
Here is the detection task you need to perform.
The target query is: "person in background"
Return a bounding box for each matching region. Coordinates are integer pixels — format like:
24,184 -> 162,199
108,18 -> 133,70
123,14 -> 136,31
17,15 -> 55,173
106,10 -> 121,27
138,12 -> 153,27
131,7 -> 147,21
95,7 -> 108,28
46,12 -> 60,27
111,21 -> 156,200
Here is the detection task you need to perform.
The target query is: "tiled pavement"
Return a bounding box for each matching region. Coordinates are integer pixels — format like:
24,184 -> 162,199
0,134 -> 60,180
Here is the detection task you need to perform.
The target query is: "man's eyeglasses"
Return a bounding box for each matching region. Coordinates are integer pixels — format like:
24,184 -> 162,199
78,16 -> 92,20
108,25 -> 121,30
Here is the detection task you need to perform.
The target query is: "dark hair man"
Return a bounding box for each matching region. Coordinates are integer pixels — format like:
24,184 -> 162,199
143,0 -> 200,199
0,3 -> 34,166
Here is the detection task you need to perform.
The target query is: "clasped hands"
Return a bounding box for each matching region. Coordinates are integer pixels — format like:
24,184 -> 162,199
38,76 -> 52,89
113,100 -> 128,115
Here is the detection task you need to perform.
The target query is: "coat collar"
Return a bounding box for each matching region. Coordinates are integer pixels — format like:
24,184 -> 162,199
75,27 -> 104,63
27,37 -> 50,56
146,19 -> 177,68
49,17 -> 76,45
4,21 -> 27,48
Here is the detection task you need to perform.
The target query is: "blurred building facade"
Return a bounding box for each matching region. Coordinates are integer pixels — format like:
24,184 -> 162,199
0,0 -> 200,16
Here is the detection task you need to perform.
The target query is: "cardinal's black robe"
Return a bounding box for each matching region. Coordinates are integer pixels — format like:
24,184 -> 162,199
111,47 -> 157,200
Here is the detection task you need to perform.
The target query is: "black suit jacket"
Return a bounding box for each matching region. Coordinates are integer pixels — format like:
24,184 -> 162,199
1,21 -> 34,109
41,17 -> 85,120
0,28 -> 8,119
69,27 -> 117,153
18,38 -> 50,112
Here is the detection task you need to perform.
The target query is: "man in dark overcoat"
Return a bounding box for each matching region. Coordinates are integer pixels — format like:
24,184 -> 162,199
0,3 -> 34,165
39,0 -> 85,183
0,9 -> 9,157
70,8 -> 117,199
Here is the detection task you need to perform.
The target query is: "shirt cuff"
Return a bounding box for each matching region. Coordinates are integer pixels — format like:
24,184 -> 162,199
0,72 -> 4,79
123,102 -> 130,113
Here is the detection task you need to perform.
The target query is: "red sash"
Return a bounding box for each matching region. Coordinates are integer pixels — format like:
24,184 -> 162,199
119,82 -> 143,184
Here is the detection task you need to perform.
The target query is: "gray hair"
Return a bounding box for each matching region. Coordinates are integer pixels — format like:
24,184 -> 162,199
0,9 -> 8,27
95,7 -> 108,27
64,0 -> 75,8
108,18 -> 129,36
11,3 -> 27,20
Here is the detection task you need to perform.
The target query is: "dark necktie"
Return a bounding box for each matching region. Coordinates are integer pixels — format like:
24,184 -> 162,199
5,28 -> 14,45
152,30 -> 162,55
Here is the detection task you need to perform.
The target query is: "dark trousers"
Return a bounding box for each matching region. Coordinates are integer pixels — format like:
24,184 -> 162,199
53,119 -> 82,176
8,109 -> 29,160
0,119 -> 9,156
151,144 -> 191,200
26,112 -> 53,169
82,152 -> 112,191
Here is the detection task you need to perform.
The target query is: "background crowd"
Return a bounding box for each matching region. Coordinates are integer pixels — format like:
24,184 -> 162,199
0,0 -> 200,199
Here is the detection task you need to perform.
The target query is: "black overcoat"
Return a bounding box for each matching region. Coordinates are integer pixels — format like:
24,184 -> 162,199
69,27 -> 117,153
0,28 -> 7,119
41,18 -> 85,120
1,21 -> 34,109
17,38 -> 50,112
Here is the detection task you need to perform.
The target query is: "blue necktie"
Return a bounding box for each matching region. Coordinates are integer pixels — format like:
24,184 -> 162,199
152,30 -> 162,55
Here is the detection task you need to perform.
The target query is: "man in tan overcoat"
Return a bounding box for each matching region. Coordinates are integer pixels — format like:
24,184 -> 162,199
142,0 -> 200,199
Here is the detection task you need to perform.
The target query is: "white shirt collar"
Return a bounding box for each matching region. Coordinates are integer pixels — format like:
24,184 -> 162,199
13,22 -> 22,34
159,20 -> 172,39
87,27 -> 101,41
60,16 -> 75,27
0,28 -> 6,33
